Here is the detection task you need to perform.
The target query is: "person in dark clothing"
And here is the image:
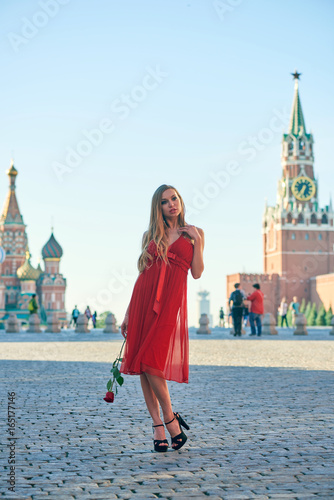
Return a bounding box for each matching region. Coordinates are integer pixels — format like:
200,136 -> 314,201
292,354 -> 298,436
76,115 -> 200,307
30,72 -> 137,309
72,306 -> 80,326
28,294 -> 38,315
228,283 -> 246,337
219,307 -> 225,327
243,303 -> 250,327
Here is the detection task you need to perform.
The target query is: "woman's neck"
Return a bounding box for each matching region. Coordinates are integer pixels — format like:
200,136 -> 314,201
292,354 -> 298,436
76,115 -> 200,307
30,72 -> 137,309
165,219 -> 179,230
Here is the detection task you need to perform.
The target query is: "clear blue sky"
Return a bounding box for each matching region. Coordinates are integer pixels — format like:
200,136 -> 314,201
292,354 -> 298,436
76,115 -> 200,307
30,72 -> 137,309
1,0 -> 333,326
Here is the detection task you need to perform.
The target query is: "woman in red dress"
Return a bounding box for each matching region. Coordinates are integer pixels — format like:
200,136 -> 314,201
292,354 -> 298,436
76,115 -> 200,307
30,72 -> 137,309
120,184 -> 204,452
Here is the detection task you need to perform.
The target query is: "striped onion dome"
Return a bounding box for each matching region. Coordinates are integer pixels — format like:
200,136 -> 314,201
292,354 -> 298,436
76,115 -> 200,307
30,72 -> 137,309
17,251 -> 41,281
42,232 -> 63,259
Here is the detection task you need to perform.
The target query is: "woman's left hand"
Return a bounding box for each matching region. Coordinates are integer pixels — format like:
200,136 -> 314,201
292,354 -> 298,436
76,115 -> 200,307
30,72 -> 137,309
179,224 -> 202,243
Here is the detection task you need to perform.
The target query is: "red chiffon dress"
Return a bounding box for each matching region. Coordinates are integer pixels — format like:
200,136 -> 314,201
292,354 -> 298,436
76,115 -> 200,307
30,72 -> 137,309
120,235 -> 194,383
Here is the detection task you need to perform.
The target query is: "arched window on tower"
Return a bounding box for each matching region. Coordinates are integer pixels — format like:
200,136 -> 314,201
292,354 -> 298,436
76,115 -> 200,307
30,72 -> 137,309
298,213 -> 304,224
291,233 -> 296,240
321,214 -> 328,224
305,233 -> 309,240
299,139 -> 305,152
288,141 -> 293,154
286,213 -> 292,223
310,213 -> 317,224
318,234 -> 323,240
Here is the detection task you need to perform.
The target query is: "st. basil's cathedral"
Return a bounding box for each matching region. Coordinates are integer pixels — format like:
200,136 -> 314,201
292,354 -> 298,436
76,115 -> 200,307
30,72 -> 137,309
227,72 -> 334,314
0,161 -> 67,322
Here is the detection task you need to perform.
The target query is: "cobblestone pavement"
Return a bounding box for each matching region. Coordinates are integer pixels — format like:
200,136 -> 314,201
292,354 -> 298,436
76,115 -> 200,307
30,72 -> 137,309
0,332 -> 333,499
1,327 -> 333,371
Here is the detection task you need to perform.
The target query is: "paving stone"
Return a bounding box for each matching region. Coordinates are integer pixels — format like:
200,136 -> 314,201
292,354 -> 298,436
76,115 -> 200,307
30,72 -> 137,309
0,334 -> 333,499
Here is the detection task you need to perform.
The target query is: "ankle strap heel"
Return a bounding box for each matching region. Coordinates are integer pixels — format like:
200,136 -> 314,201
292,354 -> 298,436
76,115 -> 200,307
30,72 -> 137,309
152,423 -> 169,453
164,412 -> 189,451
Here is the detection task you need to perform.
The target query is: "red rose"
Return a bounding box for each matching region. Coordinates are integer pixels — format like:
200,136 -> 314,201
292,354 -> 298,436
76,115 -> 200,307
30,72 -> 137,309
103,391 -> 115,403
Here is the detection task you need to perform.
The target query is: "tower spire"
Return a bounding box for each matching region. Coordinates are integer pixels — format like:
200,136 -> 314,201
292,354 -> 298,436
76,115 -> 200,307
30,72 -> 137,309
0,160 -> 24,225
288,70 -> 306,136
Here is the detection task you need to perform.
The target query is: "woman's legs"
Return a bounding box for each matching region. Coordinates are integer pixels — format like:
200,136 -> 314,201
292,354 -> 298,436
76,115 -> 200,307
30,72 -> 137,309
141,372 -> 183,445
140,373 -> 162,425
140,373 -> 166,445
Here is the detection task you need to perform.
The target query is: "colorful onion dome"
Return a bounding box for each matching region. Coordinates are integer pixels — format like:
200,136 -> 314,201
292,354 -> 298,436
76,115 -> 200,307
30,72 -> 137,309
17,251 -> 41,281
42,232 -> 63,259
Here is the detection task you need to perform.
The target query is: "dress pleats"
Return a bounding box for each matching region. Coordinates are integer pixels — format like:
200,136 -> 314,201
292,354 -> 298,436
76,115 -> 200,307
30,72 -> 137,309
120,236 -> 194,383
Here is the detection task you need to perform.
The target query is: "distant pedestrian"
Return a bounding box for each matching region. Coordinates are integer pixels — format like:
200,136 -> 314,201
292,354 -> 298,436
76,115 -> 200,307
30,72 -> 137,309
72,305 -> 80,326
278,297 -> 289,327
228,283 -> 246,337
28,294 -> 38,315
219,307 -> 225,327
289,296 -> 299,326
92,311 -> 97,328
247,284 -> 264,337
85,306 -> 92,325
243,303 -> 250,327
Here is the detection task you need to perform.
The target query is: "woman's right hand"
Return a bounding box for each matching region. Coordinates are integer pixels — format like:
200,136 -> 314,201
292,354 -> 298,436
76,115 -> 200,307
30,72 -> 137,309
121,315 -> 129,339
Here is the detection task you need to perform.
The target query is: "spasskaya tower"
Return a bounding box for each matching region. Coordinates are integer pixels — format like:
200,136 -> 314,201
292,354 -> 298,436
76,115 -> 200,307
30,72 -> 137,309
227,72 -> 334,315
262,71 -> 334,303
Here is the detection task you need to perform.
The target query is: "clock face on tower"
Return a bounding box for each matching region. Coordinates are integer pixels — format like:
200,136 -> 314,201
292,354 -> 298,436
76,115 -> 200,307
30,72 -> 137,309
291,176 -> 316,201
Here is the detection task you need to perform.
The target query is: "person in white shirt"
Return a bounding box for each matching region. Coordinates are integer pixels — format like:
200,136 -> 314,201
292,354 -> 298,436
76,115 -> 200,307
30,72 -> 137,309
278,297 -> 288,327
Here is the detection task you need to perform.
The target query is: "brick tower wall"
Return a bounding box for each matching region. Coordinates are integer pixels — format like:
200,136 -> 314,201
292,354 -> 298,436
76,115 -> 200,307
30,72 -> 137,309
310,273 -> 334,309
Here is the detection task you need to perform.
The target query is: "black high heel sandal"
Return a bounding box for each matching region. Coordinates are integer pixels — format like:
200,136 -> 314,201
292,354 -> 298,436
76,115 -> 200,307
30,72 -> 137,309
152,423 -> 169,452
165,412 -> 190,451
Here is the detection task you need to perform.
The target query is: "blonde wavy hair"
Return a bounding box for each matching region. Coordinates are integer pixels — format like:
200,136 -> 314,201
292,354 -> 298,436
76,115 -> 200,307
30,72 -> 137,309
137,184 -> 188,272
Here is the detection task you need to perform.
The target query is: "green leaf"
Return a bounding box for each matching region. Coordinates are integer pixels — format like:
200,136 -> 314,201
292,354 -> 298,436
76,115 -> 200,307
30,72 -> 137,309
112,367 -> 120,378
107,379 -> 112,391
117,375 -> 124,386
115,385 -> 118,395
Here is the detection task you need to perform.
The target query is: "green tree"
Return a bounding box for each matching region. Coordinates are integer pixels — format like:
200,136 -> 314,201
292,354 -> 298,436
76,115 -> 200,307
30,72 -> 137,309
304,301 -> 312,322
316,304 -> 326,326
325,306 -> 333,326
307,303 -> 317,326
299,298 -> 306,314
96,311 -> 112,329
